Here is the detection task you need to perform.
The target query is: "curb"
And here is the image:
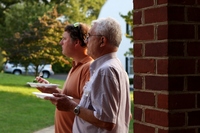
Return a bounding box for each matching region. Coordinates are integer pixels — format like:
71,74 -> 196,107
33,125 -> 54,133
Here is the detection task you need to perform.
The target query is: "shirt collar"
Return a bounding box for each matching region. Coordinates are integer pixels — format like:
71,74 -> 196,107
72,56 -> 93,67
90,52 -> 117,74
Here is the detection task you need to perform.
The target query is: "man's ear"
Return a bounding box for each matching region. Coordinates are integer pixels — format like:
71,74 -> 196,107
100,36 -> 106,47
74,40 -> 81,47
101,38 -> 104,44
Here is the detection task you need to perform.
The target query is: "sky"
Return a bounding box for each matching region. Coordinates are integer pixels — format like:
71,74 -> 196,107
98,0 -> 133,68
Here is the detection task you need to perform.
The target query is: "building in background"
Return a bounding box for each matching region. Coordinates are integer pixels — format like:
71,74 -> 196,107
98,0 -> 133,78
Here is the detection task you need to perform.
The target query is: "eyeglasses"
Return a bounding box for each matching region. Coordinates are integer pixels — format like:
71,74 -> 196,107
84,33 -> 102,43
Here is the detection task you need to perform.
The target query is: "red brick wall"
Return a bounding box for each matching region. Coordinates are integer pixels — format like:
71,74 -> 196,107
133,0 -> 200,132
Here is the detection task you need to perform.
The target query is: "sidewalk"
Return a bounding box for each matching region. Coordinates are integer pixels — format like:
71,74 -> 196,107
50,74 -> 67,80
33,125 -> 54,133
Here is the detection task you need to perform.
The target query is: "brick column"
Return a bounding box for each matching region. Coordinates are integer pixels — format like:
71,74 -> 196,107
133,0 -> 200,133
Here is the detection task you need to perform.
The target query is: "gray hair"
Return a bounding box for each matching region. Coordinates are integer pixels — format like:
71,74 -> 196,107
91,17 -> 122,47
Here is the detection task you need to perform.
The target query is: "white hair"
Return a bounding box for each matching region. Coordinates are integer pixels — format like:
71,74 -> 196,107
91,17 -> 122,47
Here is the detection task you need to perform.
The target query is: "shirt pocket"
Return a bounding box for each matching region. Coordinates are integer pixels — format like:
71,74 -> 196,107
79,82 -> 91,108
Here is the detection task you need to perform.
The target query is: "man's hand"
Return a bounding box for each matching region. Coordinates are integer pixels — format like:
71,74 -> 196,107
45,93 -> 77,112
35,76 -> 49,84
35,76 -> 60,94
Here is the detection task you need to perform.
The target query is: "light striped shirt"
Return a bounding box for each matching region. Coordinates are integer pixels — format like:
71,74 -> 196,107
73,52 -> 131,133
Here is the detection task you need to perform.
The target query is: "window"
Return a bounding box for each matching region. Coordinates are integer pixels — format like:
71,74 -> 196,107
126,56 -> 133,78
126,23 -> 133,36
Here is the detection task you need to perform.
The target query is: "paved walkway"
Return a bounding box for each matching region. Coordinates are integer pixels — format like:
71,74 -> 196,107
33,125 -> 54,133
50,74 -> 67,80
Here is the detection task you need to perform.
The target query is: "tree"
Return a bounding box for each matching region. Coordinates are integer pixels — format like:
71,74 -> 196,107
3,6 -> 69,76
0,2 -> 53,75
1,2 -> 51,36
0,0 -> 106,75
120,10 -> 133,56
0,0 -> 62,26
0,48 -> 4,72
0,2 -> 52,62
55,0 -> 106,24
120,10 -> 133,42
0,0 -> 105,29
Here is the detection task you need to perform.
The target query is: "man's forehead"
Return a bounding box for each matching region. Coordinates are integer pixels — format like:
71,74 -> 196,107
62,32 -> 69,38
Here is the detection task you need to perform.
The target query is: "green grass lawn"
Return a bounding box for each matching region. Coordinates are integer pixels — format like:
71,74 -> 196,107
0,73 -> 134,133
0,73 -> 64,133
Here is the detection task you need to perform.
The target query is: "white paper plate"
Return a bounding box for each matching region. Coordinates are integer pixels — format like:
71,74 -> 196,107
32,92 -> 73,99
32,92 -> 54,99
27,82 -> 60,88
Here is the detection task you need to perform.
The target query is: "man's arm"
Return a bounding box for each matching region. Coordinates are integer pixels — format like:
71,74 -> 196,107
46,93 -> 115,131
77,105 -> 115,131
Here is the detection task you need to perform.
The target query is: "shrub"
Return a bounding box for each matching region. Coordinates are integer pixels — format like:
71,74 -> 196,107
52,62 -> 71,73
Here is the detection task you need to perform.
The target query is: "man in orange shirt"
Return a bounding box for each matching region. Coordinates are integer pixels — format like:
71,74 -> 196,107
36,22 -> 93,133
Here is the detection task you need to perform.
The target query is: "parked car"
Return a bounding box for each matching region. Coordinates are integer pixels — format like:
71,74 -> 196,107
3,61 -> 54,78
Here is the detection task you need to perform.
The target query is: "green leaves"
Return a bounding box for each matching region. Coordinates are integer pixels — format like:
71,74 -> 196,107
0,0 -> 106,75
120,10 -> 134,56
120,10 -> 133,42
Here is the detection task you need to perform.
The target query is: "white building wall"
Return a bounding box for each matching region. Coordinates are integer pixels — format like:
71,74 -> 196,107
98,0 -> 133,69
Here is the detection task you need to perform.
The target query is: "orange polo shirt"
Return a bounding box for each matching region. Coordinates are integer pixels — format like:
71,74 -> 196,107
55,56 -> 93,133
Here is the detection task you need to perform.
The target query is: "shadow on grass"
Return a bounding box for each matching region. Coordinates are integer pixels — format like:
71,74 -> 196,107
0,91 -> 55,133
0,83 -> 31,88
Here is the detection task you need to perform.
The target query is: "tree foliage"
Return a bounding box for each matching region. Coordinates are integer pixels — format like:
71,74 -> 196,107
0,49 -> 4,72
120,10 -> 133,42
120,10 -> 133,56
0,2 -> 52,55
0,0 -> 48,27
2,6 -> 69,75
0,0 -> 106,74
55,0 -> 106,24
